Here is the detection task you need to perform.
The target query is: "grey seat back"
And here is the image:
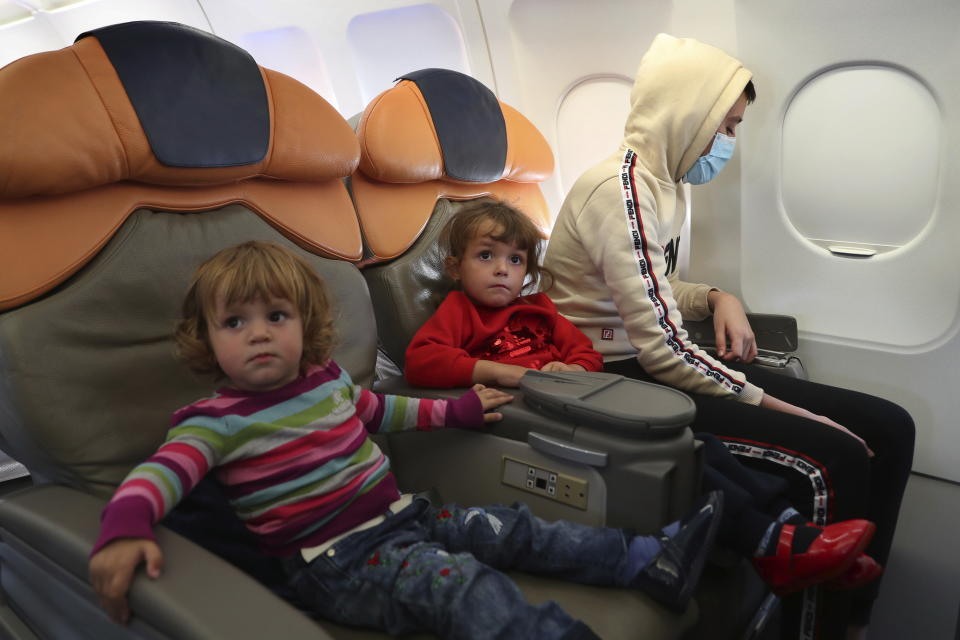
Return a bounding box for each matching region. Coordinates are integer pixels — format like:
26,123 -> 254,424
363,201 -> 457,370
0,20 -> 384,640
0,207 -> 376,496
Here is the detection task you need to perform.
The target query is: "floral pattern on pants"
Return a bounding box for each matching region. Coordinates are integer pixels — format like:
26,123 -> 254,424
283,499 -> 628,639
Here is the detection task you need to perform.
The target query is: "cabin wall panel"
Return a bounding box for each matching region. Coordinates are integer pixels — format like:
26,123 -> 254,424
30,0 -> 209,41
0,14 -> 61,69
199,1 -> 494,120
688,0 -> 960,481
0,2 -> 956,636
0,0 -> 208,68
476,0 -> 670,216
476,0 -> 740,221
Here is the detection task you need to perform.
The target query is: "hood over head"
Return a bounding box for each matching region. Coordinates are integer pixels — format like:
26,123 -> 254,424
625,34 -> 752,184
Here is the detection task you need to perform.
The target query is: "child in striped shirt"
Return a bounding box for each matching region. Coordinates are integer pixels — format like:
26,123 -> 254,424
88,240 -> 722,640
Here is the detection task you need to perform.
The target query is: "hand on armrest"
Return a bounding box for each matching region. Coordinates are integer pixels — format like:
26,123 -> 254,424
707,290 -> 757,363
0,485 -> 328,638
540,362 -> 586,373
472,384 -> 514,422
89,538 -> 163,625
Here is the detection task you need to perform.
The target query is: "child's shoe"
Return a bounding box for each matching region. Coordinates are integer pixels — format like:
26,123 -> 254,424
629,490 -> 724,612
824,554 -> 883,590
753,520 -> 875,595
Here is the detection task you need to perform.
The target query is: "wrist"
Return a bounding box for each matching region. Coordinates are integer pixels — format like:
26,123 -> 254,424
471,360 -> 496,385
707,288 -> 724,312
445,389 -> 484,429
474,360 -> 526,386
92,497 -> 156,557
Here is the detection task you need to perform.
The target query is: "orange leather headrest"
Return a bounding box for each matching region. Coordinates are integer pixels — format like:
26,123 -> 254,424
0,24 -> 362,311
353,71 -> 554,262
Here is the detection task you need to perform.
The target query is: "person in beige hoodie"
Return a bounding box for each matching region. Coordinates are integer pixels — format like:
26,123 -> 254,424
544,34 -> 915,640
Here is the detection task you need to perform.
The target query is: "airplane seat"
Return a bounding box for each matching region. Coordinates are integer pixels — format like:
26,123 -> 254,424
351,67 -> 555,371
351,68 -> 703,522
346,69 -> 705,639
350,69 -> 775,639
0,23 -> 701,640
0,19 -> 379,639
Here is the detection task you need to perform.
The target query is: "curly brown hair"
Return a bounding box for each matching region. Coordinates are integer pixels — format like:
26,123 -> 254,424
174,241 -> 336,378
440,199 -> 552,294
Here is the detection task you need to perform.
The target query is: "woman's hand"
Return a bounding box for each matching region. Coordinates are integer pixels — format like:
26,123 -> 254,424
89,538 -> 164,624
760,393 -> 875,457
708,290 -> 757,363
540,362 -> 586,373
806,413 -> 875,458
471,384 -> 514,422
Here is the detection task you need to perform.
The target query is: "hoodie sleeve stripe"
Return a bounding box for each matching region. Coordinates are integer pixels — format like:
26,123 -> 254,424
619,149 -> 746,392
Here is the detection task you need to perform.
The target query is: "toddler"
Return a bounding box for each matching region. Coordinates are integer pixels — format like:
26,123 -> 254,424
405,201 -> 601,389
89,241 -> 725,640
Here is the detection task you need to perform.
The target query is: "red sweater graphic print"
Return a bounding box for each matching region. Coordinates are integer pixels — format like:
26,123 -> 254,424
405,292 -> 603,388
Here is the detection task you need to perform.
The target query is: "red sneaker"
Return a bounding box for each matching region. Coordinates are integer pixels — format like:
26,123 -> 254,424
752,520 -> 876,595
824,554 -> 883,590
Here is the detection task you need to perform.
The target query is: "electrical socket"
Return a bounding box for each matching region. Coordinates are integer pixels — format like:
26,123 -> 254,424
501,457 -> 588,509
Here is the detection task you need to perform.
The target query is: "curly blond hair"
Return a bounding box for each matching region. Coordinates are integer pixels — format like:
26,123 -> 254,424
175,241 -> 336,377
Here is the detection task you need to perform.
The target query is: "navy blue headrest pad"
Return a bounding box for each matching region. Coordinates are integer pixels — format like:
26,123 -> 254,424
77,21 -> 269,169
399,68 -> 507,183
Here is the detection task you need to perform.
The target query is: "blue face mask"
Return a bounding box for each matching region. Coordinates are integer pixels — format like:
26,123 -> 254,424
682,132 -> 736,185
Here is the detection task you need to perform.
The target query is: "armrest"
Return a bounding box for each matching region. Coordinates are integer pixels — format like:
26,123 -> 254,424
373,375 -> 577,442
683,313 -> 798,354
0,484 -> 327,640
373,375 -> 702,532
682,314 -> 806,377
374,372 -> 694,441
518,370 -> 693,438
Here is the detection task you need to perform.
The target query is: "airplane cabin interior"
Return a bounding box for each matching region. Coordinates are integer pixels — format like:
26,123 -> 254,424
0,1 -> 958,639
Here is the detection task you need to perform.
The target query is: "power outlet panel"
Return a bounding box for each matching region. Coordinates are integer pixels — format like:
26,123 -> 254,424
501,457 -> 589,510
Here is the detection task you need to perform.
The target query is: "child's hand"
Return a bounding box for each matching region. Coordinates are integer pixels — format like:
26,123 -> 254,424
89,538 -> 164,625
471,383 -> 514,422
472,361 -> 529,387
540,362 -> 587,373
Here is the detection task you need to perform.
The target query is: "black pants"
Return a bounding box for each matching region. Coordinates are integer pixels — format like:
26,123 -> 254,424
605,358 -> 915,638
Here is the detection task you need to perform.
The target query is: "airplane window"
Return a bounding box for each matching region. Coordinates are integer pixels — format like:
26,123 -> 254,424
782,65 -> 939,252
347,3 -> 469,105
240,26 -> 338,110
556,76 -> 632,196
0,0 -> 209,67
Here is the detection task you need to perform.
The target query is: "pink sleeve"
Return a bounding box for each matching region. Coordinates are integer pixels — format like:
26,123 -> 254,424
90,496 -> 156,556
355,388 -> 485,433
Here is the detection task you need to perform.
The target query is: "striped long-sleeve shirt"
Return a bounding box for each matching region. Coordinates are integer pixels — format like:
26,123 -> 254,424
92,361 -> 482,556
